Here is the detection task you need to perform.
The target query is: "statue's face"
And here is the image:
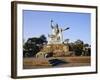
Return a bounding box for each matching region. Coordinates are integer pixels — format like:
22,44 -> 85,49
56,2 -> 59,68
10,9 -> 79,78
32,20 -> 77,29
52,24 -> 59,35
55,24 -> 58,29
54,27 -> 59,35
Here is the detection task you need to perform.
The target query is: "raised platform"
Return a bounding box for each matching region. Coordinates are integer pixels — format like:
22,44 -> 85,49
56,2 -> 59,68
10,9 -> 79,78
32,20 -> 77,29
36,44 -> 69,58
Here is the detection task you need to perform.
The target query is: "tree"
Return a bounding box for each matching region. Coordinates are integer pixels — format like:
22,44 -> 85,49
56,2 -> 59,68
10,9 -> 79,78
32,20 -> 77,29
68,42 -> 74,51
84,43 -> 89,47
75,39 -> 84,45
83,43 -> 91,56
64,39 -> 69,44
40,35 -> 47,42
74,40 -> 84,56
23,40 -> 40,57
23,35 -> 47,57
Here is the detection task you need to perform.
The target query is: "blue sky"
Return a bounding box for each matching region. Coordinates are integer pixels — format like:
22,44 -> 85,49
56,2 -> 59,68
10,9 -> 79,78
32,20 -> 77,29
23,10 -> 91,44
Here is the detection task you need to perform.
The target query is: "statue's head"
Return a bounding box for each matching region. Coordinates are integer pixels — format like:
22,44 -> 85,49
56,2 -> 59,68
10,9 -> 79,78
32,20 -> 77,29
53,24 -> 59,35
55,24 -> 58,29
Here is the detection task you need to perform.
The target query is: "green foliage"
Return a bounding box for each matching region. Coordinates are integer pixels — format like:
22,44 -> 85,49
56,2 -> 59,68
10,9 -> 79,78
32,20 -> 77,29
23,35 -> 47,57
68,39 -> 91,56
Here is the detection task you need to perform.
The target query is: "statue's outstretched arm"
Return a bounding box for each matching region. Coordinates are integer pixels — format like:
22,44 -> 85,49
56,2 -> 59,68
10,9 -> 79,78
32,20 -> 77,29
62,27 -> 70,31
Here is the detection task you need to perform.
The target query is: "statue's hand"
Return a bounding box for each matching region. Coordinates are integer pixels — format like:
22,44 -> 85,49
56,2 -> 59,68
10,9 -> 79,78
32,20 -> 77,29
62,27 -> 70,31
51,20 -> 53,22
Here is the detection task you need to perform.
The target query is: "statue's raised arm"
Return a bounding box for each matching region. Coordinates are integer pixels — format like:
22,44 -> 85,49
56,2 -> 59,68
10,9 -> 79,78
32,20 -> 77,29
51,20 -> 54,29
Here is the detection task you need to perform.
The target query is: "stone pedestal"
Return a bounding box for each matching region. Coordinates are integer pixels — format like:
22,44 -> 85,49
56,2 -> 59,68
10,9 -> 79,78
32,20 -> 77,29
36,44 -> 69,58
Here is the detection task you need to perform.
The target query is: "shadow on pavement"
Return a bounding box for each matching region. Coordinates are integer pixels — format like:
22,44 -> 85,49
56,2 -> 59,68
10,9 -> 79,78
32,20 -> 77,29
48,59 -> 69,66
